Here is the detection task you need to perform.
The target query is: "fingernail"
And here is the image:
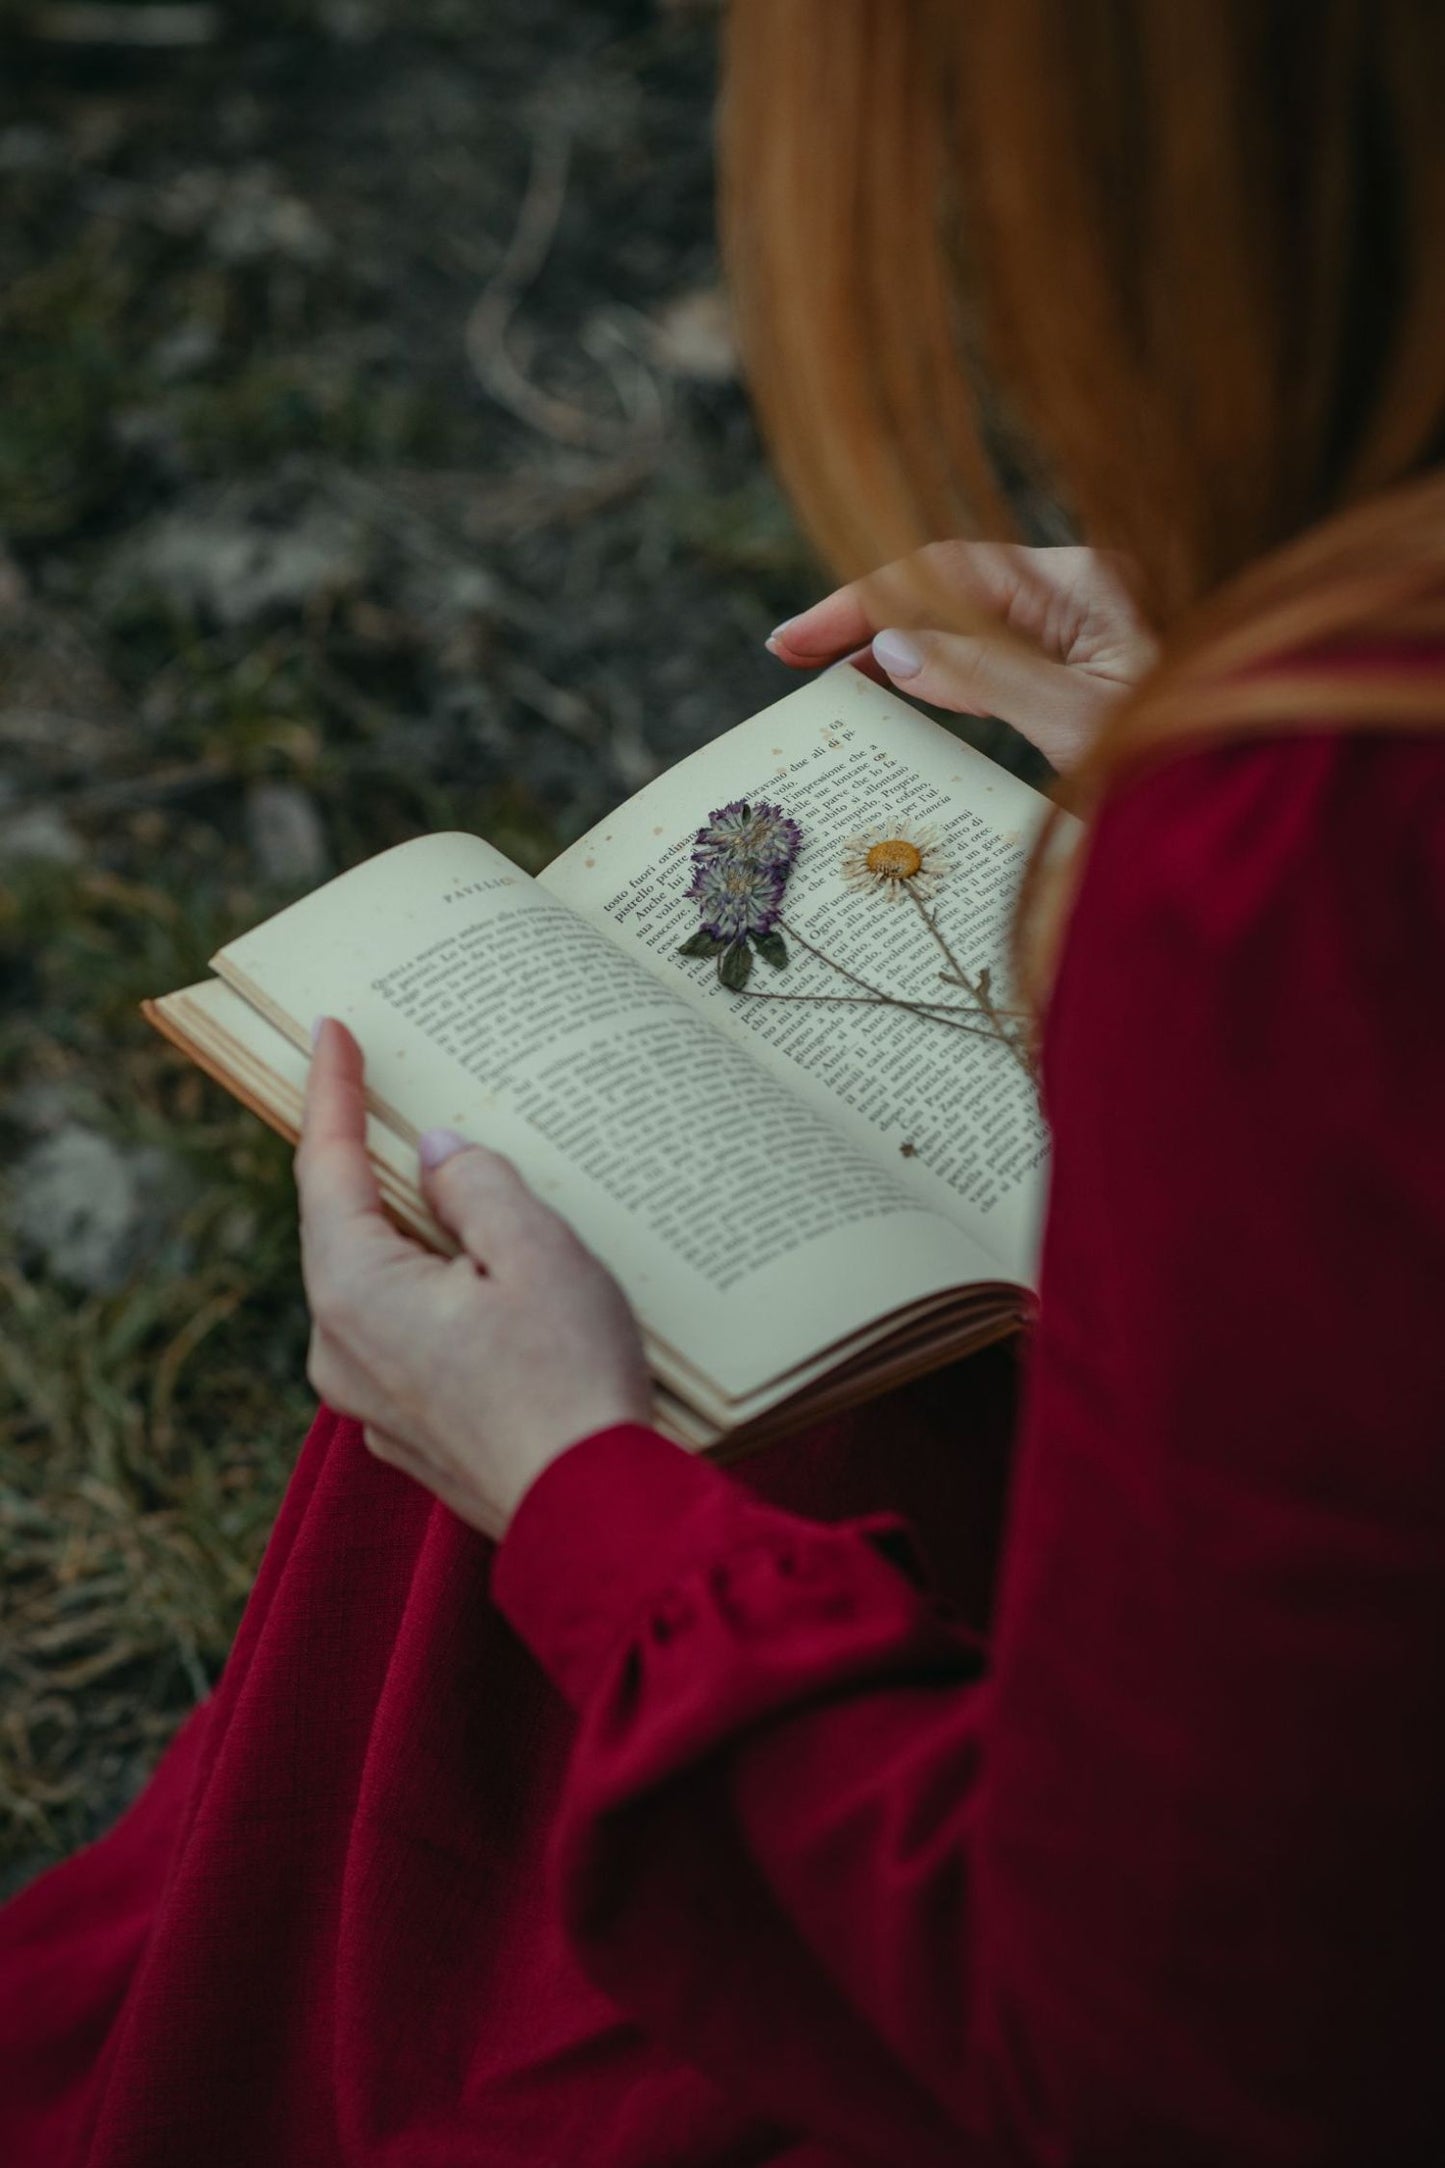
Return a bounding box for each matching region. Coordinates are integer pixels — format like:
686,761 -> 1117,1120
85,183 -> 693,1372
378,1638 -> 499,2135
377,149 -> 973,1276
418,1126 -> 469,1169
872,629 -> 924,680
310,1015 -> 328,1048
766,617 -> 797,651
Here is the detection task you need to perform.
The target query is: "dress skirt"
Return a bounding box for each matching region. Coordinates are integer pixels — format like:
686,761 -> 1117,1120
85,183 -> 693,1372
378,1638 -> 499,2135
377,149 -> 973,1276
0,1347 -> 1018,2167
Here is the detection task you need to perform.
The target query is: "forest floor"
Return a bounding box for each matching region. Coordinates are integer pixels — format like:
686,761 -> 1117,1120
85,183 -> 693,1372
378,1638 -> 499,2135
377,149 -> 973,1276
0,0 -> 830,1895
0,0 -> 1034,1897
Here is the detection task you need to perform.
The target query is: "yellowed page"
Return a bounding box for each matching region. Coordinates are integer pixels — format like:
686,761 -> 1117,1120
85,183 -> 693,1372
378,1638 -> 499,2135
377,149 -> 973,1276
210,833 -> 1000,1406
154,983 -> 731,1454
155,979 -> 440,1242
540,667 -> 1062,1288
159,979 -> 998,1433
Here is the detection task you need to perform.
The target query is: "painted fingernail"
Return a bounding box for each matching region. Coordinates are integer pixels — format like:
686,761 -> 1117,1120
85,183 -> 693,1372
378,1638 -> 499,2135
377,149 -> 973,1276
766,617 -> 799,652
310,1015 -> 328,1048
872,629 -> 924,680
419,1126 -> 469,1169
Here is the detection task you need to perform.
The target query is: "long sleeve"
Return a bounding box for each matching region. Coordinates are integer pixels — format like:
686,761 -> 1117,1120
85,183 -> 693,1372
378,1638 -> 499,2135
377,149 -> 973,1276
494,732 -> 1445,2167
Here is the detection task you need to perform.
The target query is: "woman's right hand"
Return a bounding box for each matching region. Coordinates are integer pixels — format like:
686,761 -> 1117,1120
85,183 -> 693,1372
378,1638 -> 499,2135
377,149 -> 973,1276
767,542 -> 1159,773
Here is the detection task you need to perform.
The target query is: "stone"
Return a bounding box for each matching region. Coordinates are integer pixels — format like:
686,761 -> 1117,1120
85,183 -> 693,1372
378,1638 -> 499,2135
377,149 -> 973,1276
319,0 -> 388,40
110,406 -> 189,484
430,563 -> 501,623
0,804 -> 85,869
6,1081 -> 99,1136
149,320 -> 221,382
151,165 -> 226,237
649,286 -> 738,382
245,781 -> 330,886
6,1125 -> 185,1294
0,709 -> 110,766
126,503 -> 368,627
208,165 -> 331,267
0,125 -> 58,174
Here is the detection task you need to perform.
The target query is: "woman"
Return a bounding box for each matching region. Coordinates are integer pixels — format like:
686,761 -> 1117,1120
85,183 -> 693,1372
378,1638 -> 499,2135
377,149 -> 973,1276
4,3 -> 1444,2161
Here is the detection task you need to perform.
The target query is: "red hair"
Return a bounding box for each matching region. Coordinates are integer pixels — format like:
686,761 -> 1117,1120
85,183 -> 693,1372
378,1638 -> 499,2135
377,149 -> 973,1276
721,1 -> 1445,1002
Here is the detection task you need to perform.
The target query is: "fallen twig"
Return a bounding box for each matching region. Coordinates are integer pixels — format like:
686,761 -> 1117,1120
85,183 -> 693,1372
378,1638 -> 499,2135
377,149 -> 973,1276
464,119 -> 661,452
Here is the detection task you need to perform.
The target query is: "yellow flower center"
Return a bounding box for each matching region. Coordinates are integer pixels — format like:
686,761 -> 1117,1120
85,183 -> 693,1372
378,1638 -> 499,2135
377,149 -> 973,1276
866,838 -> 924,881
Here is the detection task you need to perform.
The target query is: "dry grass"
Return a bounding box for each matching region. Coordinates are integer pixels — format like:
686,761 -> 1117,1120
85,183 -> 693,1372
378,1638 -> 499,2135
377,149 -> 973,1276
0,852 -> 315,1889
0,1256 -> 310,1889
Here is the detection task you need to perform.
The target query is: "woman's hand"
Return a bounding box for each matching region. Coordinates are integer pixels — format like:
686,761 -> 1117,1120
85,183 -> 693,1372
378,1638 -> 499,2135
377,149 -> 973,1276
768,542 -> 1159,773
294,1018 -> 653,1539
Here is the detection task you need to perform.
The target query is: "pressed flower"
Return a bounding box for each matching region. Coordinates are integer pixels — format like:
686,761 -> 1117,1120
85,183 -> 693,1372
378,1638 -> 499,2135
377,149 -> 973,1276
692,799 -> 802,873
685,853 -> 788,942
840,820 -> 950,902
674,795 -> 1033,1079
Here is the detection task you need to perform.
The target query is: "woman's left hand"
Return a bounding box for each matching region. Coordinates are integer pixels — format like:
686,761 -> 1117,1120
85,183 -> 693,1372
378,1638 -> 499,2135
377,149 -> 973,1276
294,1018 -> 654,1538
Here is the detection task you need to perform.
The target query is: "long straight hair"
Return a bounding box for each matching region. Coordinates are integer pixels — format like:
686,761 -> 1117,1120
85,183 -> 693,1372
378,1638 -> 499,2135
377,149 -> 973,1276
721,1 -> 1445,1006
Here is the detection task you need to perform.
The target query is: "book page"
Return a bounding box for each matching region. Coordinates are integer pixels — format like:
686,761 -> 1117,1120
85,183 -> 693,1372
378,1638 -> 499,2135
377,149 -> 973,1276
541,668 -> 1060,1285
147,980 -> 813,1452
151,978 -> 443,1249
213,831 -> 1002,1404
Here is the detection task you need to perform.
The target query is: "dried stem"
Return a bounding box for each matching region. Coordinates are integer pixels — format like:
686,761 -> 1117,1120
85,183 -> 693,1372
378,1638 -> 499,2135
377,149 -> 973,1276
903,887 -> 1038,1082
731,985 -> 1009,1045
464,116 -> 660,452
752,919 -> 1008,1041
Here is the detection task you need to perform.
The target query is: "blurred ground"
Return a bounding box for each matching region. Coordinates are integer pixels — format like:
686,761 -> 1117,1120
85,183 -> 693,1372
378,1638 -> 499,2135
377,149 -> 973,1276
0,0 -> 825,1895
0,0 -> 1048,1902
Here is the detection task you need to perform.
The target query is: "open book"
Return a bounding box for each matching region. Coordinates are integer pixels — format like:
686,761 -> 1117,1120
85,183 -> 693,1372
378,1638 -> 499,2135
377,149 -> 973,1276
146,667 -> 1066,1457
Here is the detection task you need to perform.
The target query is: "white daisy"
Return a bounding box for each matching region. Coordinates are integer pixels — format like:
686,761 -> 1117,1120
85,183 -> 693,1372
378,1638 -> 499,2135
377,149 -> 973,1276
839,821 -> 950,903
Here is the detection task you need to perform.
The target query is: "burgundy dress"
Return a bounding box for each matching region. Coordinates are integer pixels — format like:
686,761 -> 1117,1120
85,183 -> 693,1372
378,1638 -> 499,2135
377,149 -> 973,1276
3,729 -> 1443,2166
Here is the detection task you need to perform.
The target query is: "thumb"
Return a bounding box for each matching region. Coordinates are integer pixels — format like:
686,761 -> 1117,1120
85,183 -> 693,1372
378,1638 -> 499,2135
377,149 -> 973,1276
871,627 -> 1118,771
417,1130 -> 554,1277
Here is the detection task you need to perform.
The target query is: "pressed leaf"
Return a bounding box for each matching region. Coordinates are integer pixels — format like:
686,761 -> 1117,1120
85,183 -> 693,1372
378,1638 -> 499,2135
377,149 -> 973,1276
751,930 -> 788,969
720,938 -> 753,991
678,928 -> 726,958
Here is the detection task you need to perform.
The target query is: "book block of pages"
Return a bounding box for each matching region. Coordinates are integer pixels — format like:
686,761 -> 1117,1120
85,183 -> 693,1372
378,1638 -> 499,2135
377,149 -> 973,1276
147,667 -> 1067,1456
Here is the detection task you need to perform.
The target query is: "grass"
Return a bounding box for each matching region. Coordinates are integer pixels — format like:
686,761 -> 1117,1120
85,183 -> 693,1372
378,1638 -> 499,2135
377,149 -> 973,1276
0,1239 -> 310,1889
0,848 -> 314,1888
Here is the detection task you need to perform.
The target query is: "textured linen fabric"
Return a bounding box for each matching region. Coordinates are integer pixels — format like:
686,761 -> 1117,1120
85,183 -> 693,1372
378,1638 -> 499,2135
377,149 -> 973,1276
3,728 -> 1444,2163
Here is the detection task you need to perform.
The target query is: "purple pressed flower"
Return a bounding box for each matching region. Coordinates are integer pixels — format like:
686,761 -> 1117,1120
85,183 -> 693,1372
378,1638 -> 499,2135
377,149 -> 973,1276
685,854 -> 787,941
692,799 -> 802,874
